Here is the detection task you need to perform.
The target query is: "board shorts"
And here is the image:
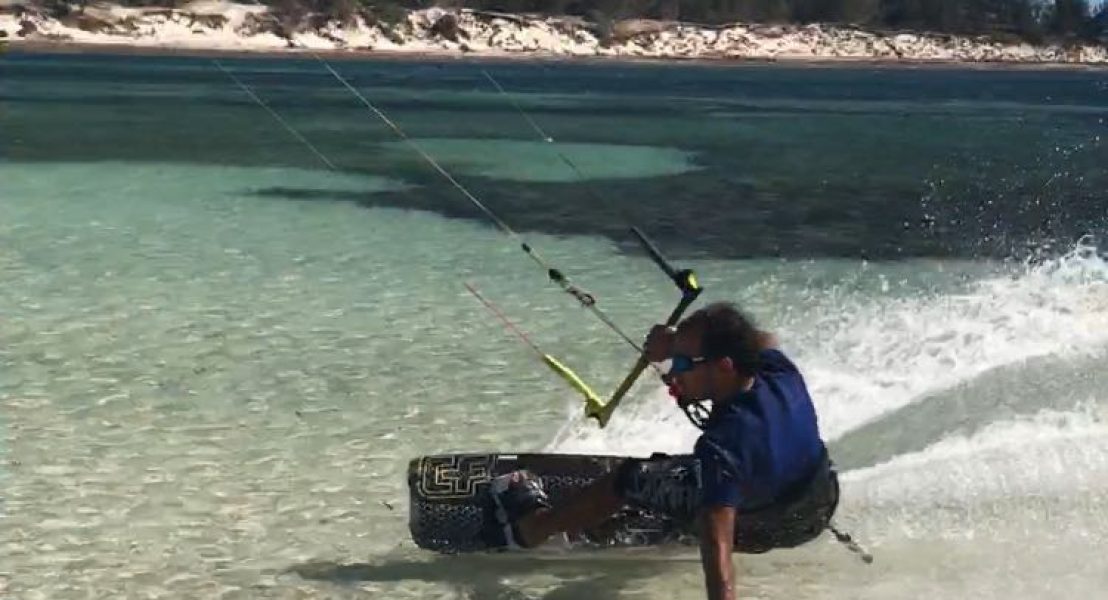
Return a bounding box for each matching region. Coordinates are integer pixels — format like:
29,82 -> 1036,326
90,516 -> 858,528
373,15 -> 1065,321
614,452 -> 840,554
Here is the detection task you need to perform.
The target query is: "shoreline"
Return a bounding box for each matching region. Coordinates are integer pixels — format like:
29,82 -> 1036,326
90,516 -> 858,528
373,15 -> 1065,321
3,3 -> 1107,69
9,39 -> 1108,72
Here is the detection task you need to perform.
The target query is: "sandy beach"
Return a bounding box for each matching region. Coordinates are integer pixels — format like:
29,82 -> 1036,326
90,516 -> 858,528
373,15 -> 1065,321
3,1 -> 1107,65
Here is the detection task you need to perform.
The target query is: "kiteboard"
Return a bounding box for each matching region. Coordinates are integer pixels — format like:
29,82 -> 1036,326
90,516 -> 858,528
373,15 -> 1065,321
407,452 -> 700,554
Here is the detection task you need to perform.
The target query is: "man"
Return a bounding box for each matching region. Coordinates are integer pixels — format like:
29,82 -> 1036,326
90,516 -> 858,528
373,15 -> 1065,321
488,301 -> 840,600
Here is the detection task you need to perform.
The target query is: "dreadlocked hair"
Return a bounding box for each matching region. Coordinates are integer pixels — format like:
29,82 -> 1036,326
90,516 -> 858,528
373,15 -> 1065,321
682,302 -> 762,378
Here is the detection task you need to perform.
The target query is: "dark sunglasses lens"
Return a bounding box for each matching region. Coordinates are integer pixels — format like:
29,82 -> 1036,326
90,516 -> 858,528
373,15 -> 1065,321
671,356 -> 693,373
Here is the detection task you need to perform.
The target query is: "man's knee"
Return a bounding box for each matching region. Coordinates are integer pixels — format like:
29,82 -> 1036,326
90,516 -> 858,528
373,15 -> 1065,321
613,452 -> 671,497
613,454 -> 700,518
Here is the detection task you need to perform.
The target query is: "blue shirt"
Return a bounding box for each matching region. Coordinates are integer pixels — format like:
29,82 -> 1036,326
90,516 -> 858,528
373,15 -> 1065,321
693,349 -> 826,510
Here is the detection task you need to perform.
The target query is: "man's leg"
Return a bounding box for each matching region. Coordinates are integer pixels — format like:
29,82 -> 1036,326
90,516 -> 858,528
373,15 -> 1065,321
493,454 -> 697,549
514,471 -> 624,548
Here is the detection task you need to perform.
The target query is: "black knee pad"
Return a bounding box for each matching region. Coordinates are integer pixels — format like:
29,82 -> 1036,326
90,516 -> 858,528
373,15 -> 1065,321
614,458 -> 644,499
614,452 -> 672,497
614,454 -> 699,519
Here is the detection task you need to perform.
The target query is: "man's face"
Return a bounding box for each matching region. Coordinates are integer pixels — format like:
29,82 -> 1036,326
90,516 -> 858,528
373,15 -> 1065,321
669,325 -> 712,401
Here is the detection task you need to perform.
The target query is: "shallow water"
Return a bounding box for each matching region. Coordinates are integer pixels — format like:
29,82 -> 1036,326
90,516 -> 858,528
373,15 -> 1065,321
2,51 -> 1107,599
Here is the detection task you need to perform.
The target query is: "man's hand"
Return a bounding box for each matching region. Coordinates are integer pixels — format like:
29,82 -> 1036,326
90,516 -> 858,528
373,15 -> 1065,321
699,505 -> 737,600
644,324 -> 675,362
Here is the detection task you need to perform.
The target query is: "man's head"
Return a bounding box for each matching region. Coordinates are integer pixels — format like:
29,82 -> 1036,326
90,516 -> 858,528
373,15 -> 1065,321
667,302 -> 762,402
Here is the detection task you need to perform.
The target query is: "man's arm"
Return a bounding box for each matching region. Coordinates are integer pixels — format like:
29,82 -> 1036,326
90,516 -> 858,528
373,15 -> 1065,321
699,504 -> 737,600
755,330 -> 778,350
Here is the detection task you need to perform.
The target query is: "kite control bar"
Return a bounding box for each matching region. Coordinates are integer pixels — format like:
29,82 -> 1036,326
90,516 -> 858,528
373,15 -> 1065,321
585,228 -> 703,427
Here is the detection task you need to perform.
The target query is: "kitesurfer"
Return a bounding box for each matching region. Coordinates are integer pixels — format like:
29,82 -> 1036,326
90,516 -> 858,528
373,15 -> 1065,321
488,301 -> 840,600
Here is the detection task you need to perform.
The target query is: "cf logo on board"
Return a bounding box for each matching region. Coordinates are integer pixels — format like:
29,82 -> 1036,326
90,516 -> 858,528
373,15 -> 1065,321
418,455 -> 496,499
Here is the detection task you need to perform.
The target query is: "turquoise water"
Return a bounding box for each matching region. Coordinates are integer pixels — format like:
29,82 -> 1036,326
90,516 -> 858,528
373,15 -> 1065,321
2,52 -> 1108,599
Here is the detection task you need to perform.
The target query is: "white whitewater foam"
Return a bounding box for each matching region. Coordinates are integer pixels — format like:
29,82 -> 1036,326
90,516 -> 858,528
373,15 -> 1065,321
547,243 -> 1108,457
847,403 -> 1108,501
836,401 -> 1108,551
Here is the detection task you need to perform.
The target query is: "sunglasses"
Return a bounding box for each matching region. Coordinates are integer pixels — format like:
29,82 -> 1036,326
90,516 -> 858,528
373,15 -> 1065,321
669,354 -> 709,375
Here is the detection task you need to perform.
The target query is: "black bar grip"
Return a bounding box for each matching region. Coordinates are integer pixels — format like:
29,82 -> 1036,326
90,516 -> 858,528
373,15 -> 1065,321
630,226 -> 679,281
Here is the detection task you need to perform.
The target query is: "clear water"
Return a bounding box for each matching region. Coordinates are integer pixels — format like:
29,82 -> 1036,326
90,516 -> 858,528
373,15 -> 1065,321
2,52 -> 1108,599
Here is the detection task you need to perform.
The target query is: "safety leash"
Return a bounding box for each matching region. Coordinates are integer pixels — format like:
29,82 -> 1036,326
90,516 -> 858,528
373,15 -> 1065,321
828,523 -> 874,564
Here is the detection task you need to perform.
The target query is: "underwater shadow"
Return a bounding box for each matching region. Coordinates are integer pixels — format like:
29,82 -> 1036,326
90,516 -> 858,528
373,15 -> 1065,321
245,175 -> 941,262
288,552 -> 686,600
